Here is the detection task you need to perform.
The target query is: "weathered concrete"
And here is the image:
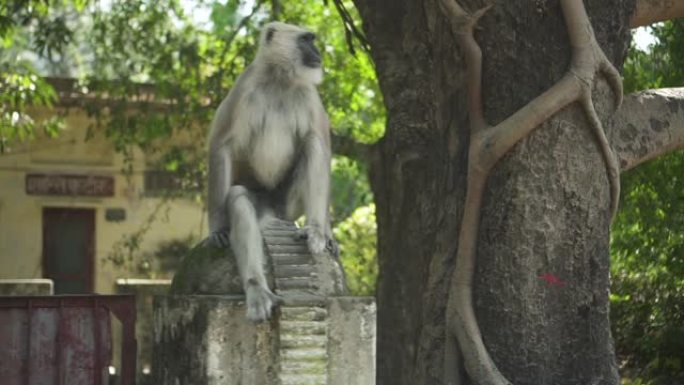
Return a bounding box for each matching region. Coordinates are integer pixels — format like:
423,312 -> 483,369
153,295 -> 280,385
153,295 -> 376,385
0,278 -> 54,295
327,297 -> 376,385
116,278 -> 171,385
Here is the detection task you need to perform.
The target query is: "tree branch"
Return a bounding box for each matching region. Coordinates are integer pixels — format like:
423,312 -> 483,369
631,0 -> 684,28
331,132 -> 372,162
610,88 -> 684,172
330,0 -> 371,54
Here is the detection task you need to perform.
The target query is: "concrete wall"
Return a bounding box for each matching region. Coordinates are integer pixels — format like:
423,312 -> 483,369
153,295 -> 377,385
0,107 -> 204,294
0,278 -> 54,295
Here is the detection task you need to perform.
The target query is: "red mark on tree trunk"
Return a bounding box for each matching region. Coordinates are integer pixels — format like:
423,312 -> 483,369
539,273 -> 565,287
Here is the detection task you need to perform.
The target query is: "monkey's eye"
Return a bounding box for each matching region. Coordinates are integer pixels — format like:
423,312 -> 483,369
266,27 -> 276,43
300,32 -> 316,42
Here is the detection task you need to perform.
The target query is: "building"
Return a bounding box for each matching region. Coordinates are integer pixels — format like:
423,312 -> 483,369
0,78 -> 205,294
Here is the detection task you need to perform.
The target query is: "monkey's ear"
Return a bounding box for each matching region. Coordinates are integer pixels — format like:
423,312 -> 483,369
266,27 -> 276,43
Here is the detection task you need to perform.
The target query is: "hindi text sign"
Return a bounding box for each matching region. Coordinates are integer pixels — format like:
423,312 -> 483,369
26,174 -> 115,197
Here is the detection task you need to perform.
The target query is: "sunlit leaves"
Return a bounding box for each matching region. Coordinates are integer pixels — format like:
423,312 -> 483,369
0,66 -> 63,152
33,15 -> 73,59
624,20 -> 684,93
210,1 -> 241,34
0,1 -> 84,152
0,1 -> 51,38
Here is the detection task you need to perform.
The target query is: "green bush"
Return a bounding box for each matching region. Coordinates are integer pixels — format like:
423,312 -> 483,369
334,204 -> 377,296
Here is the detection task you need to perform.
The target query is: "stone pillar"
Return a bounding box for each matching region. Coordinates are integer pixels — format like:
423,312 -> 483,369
0,279 -> 53,295
116,278 -> 171,385
154,295 -> 280,385
154,220 -> 377,385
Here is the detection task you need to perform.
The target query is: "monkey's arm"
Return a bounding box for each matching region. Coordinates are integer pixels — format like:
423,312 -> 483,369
302,112 -> 333,254
207,90 -> 236,247
207,78 -> 246,247
208,142 -> 232,246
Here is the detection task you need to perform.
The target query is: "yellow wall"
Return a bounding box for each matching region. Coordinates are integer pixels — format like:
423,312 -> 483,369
0,107 -> 205,293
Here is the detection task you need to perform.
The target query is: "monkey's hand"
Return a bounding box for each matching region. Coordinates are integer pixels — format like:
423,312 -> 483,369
245,279 -> 282,322
208,229 -> 230,248
296,225 -> 327,255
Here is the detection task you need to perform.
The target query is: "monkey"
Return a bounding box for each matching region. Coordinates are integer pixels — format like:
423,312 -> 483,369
207,22 -> 335,322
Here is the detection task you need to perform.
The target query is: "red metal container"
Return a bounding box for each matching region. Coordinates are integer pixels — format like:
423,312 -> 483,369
0,295 -> 136,385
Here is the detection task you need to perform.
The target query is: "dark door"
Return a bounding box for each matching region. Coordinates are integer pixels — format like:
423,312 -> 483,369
43,208 -> 95,294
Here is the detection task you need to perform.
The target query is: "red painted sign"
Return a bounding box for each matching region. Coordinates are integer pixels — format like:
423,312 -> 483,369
26,174 -> 115,197
539,273 -> 565,287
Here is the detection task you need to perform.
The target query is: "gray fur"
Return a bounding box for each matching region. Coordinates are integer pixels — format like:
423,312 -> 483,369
207,22 -> 333,322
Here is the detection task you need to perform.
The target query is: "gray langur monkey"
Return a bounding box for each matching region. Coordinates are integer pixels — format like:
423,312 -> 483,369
207,22 -> 336,322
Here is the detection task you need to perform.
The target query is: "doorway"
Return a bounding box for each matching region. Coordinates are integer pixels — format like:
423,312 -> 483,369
42,208 -> 95,294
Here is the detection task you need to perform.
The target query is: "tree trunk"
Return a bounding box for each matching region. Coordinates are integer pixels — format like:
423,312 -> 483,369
353,1 -> 635,383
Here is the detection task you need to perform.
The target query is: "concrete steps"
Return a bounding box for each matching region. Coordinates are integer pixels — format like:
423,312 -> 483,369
279,306 -> 329,385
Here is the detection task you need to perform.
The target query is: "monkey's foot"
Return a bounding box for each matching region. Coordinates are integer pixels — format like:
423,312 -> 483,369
208,229 -> 231,248
296,225 -> 328,255
245,280 -> 281,322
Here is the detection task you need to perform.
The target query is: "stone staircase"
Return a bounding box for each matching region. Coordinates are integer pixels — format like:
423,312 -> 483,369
262,220 -> 318,294
262,220 -> 333,385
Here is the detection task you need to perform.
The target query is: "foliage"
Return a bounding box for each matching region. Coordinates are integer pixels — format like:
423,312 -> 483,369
81,0 -> 384,173
104,199 -> 172,276
104,197 -> 197,278
623,20 -> 684,93
0,0 -> 88,151
612,20 -> 684,384
0,70 -> 63,152
334,203 -> 377,295
612,161 -> 684,384
331,155 -> 374,222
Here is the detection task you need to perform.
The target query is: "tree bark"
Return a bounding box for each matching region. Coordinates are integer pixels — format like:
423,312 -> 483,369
353,1 -> 638,384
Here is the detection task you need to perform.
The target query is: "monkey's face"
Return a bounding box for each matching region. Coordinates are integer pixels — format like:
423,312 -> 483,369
258,22 -> 324,84
297,32 -> 321,69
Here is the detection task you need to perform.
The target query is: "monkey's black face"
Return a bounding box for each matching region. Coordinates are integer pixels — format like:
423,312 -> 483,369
297,32 -> 321,68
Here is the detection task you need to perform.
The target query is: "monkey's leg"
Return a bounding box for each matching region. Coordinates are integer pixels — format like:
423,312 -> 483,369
228,185 -> 279,322
439,0 -> 623,384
